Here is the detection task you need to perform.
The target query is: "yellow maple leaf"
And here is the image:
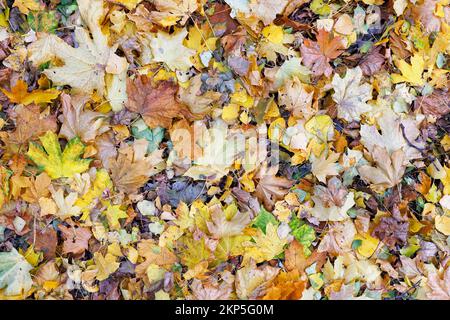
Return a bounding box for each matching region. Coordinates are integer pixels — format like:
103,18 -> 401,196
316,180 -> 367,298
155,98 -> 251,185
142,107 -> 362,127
93,252 -> 120,281
242,223 -> 287,264
103,202 -> 128,230
150,29 -> 196,71
391,54 -> 426,86
27,131 -> 91,179
13,0 -> 42,15
1,80 -> 60,106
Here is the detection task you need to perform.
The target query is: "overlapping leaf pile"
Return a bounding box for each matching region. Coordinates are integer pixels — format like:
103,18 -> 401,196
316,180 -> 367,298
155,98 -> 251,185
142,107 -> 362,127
0,0 -> 449,300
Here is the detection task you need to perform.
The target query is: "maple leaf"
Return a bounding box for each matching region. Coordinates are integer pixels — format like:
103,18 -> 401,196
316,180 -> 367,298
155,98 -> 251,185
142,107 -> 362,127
108,139 -> 165,194
253,162 -> 293,211
44,185 -> 82,219
360,108 -> 423,161
331,67 -> 372,122
126,75 -> 193,129
358,146 -> 407,193
278,77 -> 315,119
27,131 -> 91,179
177,74 -> 222,115
235,259 -> 280,299
1,104 -> 57,146
206,204 -> 251,239
318,220 -> 357,255
184,120 -> 244,181
13,0 -> 43,15
149,0 -> 198,26
391,54 -> 426,86
27,0 -> 128,111
310,152 -> 341,183
0,248 -> 33,297
262,270 -> 306,300
59,93 -> 109,143
426,267 -> 450,299
1,79 -> 60,105
189,279 -> 232,300
135,239 -> 178,277
59,223 -> 92,255
242,223 -> 287,264
150,29 -> 196,71
93,252 -> 120,281
301,29 -> 344,77
104,203 -> 128,230
75,169 -> 112,218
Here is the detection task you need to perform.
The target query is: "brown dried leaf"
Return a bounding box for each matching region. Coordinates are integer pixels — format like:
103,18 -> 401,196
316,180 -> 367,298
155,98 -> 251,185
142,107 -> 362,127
126,76 -> 193,129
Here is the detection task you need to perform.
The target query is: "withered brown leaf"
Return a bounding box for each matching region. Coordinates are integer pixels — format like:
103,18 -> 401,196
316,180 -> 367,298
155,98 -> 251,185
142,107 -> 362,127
126,75 -> 193,129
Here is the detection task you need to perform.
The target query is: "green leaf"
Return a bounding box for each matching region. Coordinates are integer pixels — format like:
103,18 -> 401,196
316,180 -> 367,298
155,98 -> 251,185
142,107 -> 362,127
352,239 -> 363,250
252,208 -> 278,233
27,11 -> 58,33
131,119 -> 165,153
289,215 -> 316,255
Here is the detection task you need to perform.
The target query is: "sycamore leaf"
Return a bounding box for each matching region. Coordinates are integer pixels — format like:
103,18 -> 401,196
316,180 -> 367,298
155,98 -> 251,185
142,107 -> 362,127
27,0 -> 128,111
108,139 -> 165,194
300,29 -> 344,77
253,162 -> 293,211
135,239 -> 178,277
360,108 -> 423,161
47,185 -> 82,219
177,74 -> 222,115
207,205 -> 250,239
278,77 -> 315,119
184,120 -> 244,181
93,252 -> 120,281
1,104 -> 57,146
331,67 -> 372,122
0,248 -> 33,296
59,93 -> 109,143
75,169 -> 113,217
242,223 -> 287,264
391,54 -> 426,86
150,29 -> 196,71
310,152 -> 341,183
235,259 -> 280,299
104,203 -> 128,230
263,270 -> 306,300
27,131 -> 91,179
59,223 -> 91,255
126,76 -> 193,129
149,0 -> 198,26
358,146 -> 406,193
1,80 -> 60,106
